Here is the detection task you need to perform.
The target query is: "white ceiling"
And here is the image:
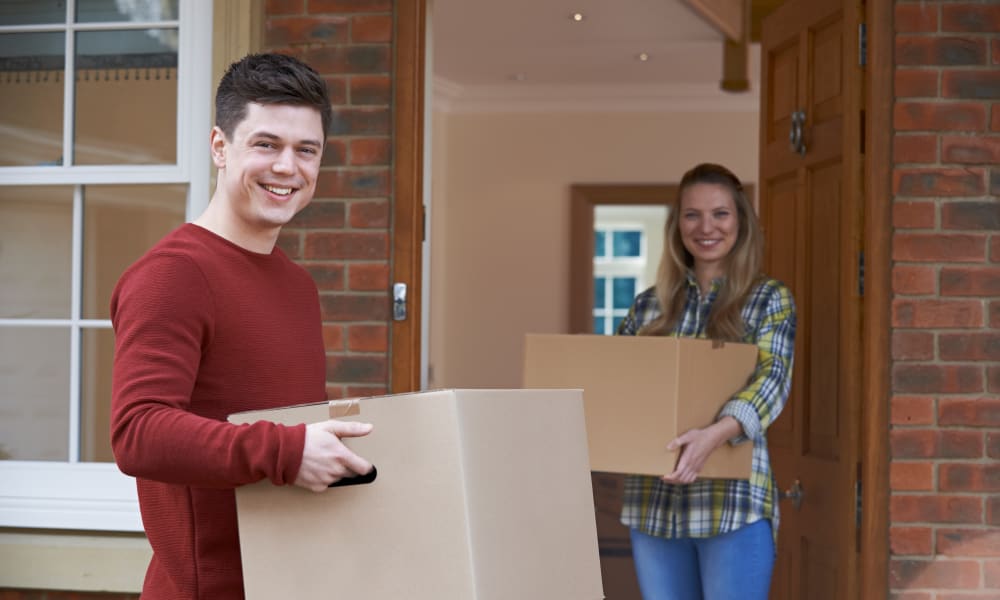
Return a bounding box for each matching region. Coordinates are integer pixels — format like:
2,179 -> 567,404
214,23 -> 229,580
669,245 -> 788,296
430,0 -> 760,111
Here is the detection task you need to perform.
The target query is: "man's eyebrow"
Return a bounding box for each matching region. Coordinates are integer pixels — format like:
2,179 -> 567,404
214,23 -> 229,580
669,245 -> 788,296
250,131 -> 323,147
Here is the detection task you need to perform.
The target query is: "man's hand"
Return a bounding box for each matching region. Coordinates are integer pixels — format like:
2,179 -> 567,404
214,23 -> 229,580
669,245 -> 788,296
294,419 -> 374,492
662,416 -> 742,484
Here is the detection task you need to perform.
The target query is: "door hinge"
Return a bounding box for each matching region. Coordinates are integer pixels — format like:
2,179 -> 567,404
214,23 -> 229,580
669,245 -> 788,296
859,23 -> 867,67
858,250 -> 865,297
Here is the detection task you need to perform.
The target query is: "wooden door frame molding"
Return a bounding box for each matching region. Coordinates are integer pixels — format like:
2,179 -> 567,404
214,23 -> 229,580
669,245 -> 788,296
391,0 -> 426,393
860,0 -> 892,597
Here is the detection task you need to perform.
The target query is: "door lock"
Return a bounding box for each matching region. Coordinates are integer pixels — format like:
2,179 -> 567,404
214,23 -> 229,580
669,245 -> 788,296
780,479 -> 804,510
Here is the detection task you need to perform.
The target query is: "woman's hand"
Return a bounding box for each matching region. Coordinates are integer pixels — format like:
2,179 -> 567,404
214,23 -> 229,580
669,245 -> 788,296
662,416 -> 742,484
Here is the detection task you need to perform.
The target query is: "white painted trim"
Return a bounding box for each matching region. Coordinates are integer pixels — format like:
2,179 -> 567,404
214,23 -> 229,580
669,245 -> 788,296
432,76 -> 758,114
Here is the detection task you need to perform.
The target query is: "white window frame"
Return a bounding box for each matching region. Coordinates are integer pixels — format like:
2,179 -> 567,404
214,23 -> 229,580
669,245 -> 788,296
0,0 -> 213,532
593,226 -> 647,335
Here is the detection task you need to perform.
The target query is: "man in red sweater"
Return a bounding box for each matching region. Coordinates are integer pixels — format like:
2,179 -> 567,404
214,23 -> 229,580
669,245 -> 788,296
110,53 -> 374,599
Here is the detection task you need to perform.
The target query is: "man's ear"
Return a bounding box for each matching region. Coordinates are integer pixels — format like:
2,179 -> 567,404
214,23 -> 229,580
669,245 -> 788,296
210,126 -> 227,168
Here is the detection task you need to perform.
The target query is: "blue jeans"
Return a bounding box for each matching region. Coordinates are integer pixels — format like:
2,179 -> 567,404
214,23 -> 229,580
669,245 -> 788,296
629,520 -> 774,600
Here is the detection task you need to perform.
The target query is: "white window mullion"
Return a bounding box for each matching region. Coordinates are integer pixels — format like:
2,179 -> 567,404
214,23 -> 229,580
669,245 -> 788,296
62,0 -> 76,167
180,0 -> 214,218
68,185 -> 84,463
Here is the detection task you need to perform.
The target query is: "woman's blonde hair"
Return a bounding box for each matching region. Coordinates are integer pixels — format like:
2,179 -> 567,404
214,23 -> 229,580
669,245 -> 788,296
638,163 -> 764,341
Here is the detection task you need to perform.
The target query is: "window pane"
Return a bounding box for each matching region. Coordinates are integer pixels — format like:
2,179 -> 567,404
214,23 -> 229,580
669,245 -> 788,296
613,278 -> 636,309
0,1 -> 65,25
0,32 -> 65,167
593,317 -> 605,335
74,30 -> 177,165
612,231 -> 642,257
0,186 -> 73,318
80,327 -> 114,462
77,0 -> 179,23
594,277 -> 606,310
612,315 -> 625,333
594,230 -> 606,258
82,184 -> 186,319
0,326 -> 70,461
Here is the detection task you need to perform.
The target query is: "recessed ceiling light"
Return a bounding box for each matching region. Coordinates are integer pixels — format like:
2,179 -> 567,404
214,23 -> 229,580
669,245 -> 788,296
570,12 -> 585,22
509,73 -> 527,82
636,52 -> 650,62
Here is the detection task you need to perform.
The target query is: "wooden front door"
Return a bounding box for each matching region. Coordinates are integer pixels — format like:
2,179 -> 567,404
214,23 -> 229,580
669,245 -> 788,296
758,0 -> 865,598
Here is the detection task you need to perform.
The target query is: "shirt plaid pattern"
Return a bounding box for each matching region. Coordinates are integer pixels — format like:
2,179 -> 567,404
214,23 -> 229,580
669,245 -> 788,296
616,273 -> 796,541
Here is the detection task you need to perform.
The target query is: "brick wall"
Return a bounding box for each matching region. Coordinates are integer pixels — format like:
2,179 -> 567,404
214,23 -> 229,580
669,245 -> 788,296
890,1 -> 1000,597
266,0 -> 395,399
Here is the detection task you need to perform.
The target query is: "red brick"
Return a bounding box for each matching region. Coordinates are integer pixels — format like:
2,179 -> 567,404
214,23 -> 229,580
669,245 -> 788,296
889,558 -> 981,588
349,138 -> 391,166
891,429 -> 983,459
330,107 -> 391,135
893,233 -> 986,262
891,495 -> 983,523
940,397 -> 1000,427
310,0 -> 392,12
350,75 -> 392,105
303,262 -> 345,290
893,330 -> 935,360
942,134 -> 1000,163
266,0 -> 305,15
987,560 -> 1000,588
323,76 -> 348,105
944,71 -> 1000,100
890,593 -> 932,600
296,199 -> 346,227
896,70 -> 940,99
347,323 -> 388,352
941,266 -> 1000,295
325,383 -> 346,399
320,138 -> 348,166
265,15 -> 349,47
326,354 -> 387,384
942,4 -> 1000,33
989,432 -> 1000,458
893,202 -> 937,229
322,323 -> 345,350
992,301 -> 1000,327
891,462 -> 935,491
897,36 -> 988,66
891,396 -> 936,426
890,525 -> 934,554
276,230 -> 302,258
319,293 -> 390,321
316,168 -> 390,198
939,594 -> 1000,600
992,237 -> 1000,262
305,231 -> 389,260
352,14 -> 392,42
893,363 -> 984,394
993,104 -> 1000,132
939,463 -> 1000,492
894,168 -> 987,196
893,299 -> 984,328
942,202 -> 1000,230
991,365 -> 1000,393
347,263 -> 389,291
989,496 -> 1000,526
940,332 -> 1000,361
301,45 -> 391,75
894,134 -> 939,163
894,102 -> 987,132
349,200 -> 390,228
893,265 -> 937,295
896,4 -> 939,33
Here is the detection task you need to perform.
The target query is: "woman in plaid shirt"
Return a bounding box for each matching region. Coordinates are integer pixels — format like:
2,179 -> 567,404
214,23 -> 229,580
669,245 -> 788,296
616,163 -> 796,600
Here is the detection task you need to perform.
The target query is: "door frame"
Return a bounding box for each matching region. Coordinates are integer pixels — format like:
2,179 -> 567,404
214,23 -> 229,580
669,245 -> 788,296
860,0 -> 892,597
392,0 -> 893,596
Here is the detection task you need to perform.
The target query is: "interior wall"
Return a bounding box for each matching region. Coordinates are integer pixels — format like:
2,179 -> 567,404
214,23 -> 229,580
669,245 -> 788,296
429,109 -> 759,389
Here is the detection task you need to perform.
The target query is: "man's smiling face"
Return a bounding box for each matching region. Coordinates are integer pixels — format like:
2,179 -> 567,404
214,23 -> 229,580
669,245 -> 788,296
211,101 -> 324,246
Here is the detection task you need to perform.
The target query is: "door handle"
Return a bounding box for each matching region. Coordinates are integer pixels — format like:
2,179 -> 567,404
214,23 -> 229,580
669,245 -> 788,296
779,479 -> 804,510
393,282 -> 407,321
789,110 -> 807,156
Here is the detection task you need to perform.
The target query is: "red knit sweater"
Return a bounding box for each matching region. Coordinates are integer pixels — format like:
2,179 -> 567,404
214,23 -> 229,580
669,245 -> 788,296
110,224 -> 325,599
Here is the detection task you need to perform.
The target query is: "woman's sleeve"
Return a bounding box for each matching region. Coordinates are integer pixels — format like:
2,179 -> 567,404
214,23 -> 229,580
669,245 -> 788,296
718,282 -> 796,442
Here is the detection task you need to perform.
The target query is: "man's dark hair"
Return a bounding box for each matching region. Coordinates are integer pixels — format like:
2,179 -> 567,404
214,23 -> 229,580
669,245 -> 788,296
215,53 -> 332,139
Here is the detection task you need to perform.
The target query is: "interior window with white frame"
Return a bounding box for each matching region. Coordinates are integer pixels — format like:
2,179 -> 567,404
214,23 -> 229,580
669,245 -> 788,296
593,205 -> 668,335
0,0 -> 212,532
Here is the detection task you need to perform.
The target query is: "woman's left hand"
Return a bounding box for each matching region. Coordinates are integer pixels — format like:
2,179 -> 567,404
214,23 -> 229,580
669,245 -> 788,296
662,416 -> 742,484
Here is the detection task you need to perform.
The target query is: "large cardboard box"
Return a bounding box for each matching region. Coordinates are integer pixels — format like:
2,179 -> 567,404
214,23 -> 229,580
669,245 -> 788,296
228,388 -> 605,600
522,334 -> 758,480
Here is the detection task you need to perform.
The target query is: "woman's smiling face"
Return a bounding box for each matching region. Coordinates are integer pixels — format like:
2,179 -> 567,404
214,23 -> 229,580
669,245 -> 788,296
678,182 -> 739,279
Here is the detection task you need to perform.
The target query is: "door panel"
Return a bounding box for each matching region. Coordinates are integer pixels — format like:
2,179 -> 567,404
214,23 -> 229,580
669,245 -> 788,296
760,0 -> 863,598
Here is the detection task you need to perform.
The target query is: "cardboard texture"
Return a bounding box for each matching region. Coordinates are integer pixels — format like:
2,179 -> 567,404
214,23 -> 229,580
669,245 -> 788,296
229,388 -> 605,600
522,334 -> 758,480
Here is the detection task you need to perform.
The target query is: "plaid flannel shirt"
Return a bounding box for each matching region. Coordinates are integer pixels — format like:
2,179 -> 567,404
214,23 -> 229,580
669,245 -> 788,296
616,273 -> 796,542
